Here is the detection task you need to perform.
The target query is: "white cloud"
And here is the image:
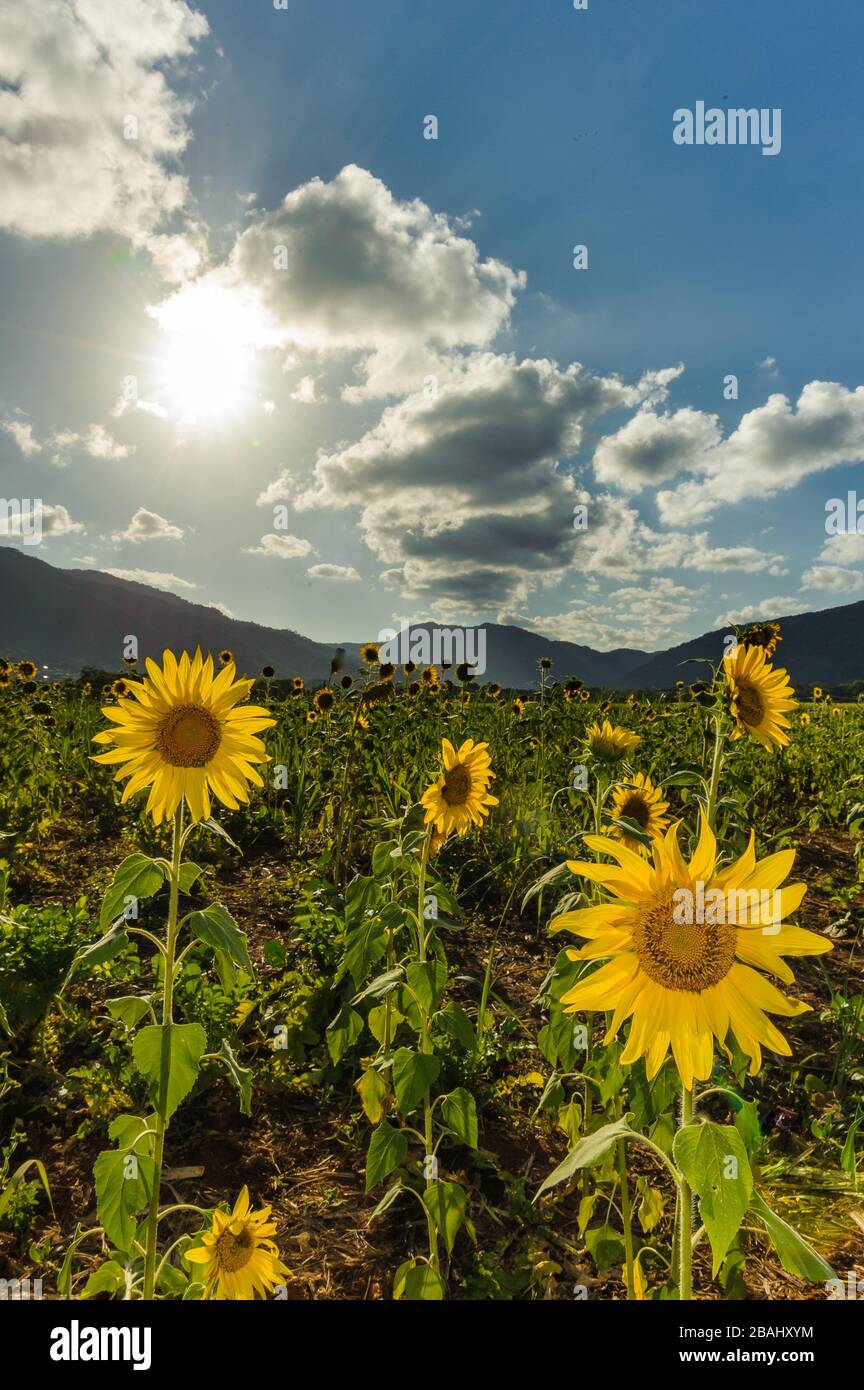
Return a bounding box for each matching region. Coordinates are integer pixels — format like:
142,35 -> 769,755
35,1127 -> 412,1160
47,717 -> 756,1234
104,566 -> 199,592
530,579 -> 701,651
2,415 -> 41,456
800,564 -> 864,593
112,507 -> 185,544
0,0 -> 208,266
245,533 -> 314,559
290,375 -> 324,404
256,470 -> 294,506
0,502 -> 83,538
49,424 -> 133,466
713,597 -> 806,627
593,406 -> 720,491
307,562 -> 360,582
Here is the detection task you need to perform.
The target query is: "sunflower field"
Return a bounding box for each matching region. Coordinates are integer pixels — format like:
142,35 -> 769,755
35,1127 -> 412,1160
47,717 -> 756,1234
0,630 -> 862,1305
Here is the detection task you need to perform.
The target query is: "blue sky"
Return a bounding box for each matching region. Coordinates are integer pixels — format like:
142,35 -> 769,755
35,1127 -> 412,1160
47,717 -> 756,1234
1,0 -> 863,651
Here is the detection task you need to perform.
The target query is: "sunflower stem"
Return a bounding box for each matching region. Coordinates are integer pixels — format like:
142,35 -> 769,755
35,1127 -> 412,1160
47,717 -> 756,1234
142,802 -> 184,1301
415,825 -> 440,1278
677,1082 -> 695,1300
617,1134 -> 636,1300
705,716 -> 725,831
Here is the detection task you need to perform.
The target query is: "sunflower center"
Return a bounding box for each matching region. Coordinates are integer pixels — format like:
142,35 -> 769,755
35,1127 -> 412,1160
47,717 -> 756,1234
442,763 -> 472,807
632,889 -> 736,992
156,704 -> 221,767
214,1225 -> 254,1273
735,682 -> 764,726
619,794 -> 650,828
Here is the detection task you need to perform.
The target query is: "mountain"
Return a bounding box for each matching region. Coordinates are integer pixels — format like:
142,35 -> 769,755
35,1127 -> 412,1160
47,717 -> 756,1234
0,547 -> 861,689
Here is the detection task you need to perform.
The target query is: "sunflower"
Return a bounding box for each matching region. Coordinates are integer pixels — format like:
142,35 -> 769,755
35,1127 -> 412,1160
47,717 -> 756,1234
420,665 -> 439,686
0,657 -> 8,673
261,665 -> 275,679
17,660 -> 38,680
485,682 -> 501,700
378,662 -> 396,682
185,1187 -> 290,1300
812,686 -> 823,701
800,712 -> 811,726
313,687 -> 335,714
421,738 -> 498,837
292,676 -> 305,692
91,648 -> 274,824
360,642 -> 380,664
402,660 -> 417,676
739,621 -> 782,659
408,680 -> 420,697
605,772 -> 670,854
340,674 -> 354,690
455,662 -> 476,683
579,689 -> 591,702
218,649 -> 234,667
306,709 -> 318,724
832,706 -> 844,718
585,719 -> 640,763
0,672 -> 9,688
122,655 -> 138,668
724,643 -> 796,750
512,697 -> 526,719
553,816 -> 831,1090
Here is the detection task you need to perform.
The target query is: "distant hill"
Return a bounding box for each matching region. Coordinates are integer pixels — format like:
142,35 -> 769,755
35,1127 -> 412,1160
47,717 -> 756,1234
0,547 -> 861,689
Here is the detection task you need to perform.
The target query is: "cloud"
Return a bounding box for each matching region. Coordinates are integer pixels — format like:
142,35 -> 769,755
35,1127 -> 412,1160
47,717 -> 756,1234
256,469 -> 295,507
290,375 -> 325,404
714,597 -> 807,627
800,531 -> 864,592
112,507 -> 185,543
245,533 -> 315,559
0,502 -> 83,538
657,382 -> 864,523
2,415 -> 41,456
154,165 -> 526,396
49,424 -> 133,465
0,0 -> 208,265
529,579 -> 701,652
593,406 -> 720,491
295,352 -> 681,611
307,562 -> 360,582
104,566 -> 199,592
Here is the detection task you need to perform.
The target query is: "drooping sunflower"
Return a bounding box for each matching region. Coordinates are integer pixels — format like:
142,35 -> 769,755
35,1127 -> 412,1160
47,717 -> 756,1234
605,772 -> 670,854
185,1187 -> 290,1301
724,643 -> 796,750
553,815 -> 831,1090
739,620 -> 782,659
585,719 -> 641,763
421,738 -> 498,837
91,648 -> 274,824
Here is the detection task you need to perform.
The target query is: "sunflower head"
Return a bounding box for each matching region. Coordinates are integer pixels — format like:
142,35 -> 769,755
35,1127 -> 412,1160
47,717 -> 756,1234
421,738 -> 498,837
17,660 -> 38,680
605,772 -> 670,854
361,642 -> 380,665
512,697 -> 526,718
91,648 -> 274,825
408,680 -> 420,697
585,719 -> 640,764
378,662 -> 396,682
800,712 -> 811,726
340,674 -> 354,690
455,662 -> 476,683
420,665 -> 439,686
552,815 -> 832,1090
218,649 -> 234,667
738,621 -> 782,659
402,660 -> 417,675
812,686 -> 822,700
313,687 -> 336,714
724,643 -> 796,750
261,665 -> 275,679
185,1187 -> 290,1300
292,676 -> 305,692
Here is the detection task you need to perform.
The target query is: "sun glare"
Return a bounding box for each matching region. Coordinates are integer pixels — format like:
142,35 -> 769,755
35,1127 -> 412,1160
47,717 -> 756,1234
153,284 -> 269,426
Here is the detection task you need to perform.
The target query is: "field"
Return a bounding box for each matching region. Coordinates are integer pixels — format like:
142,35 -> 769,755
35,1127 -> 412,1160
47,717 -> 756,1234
0,641 -> 862,1302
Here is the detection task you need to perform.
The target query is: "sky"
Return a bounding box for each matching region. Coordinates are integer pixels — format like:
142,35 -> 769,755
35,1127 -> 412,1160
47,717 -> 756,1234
1,0 -> 863,652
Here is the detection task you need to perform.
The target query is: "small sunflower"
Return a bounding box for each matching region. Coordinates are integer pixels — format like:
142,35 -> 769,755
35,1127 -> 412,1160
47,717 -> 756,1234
800,712 -> 811,726
123,655 -> 138,668
218,649 -> 234,667
378,662 -> 396,682
306,710 -> 318,724
605,772 -> 670,854
402,660 -> 417,676
91,648 -> 274,824
0,657 -> 8,673
292,676 -> 305,692
313,688 -> 336,714
340,674 -> 354,690
185,1187 -> 290,1301
360,642 -> 380,665
585,719 -> 641,764
812,686 -> 823,701
17,660 -> 38,680
512,697 -> 526,719
0,672 -> 9,688
724,643 -> 796,750
485,682 -> 501,700
832,706 -> 844,718
421,738 -> 498,837
420,665 -> 439,686
579,688 -> 591,702
455,662 -> 476,683
553,815 -> 832,1090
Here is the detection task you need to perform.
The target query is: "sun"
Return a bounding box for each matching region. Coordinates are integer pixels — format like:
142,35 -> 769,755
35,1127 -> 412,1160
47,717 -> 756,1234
152,283 -> 269,426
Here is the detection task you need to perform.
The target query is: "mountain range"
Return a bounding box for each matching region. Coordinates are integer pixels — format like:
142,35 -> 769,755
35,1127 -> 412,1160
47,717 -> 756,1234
0,547 -> 860,690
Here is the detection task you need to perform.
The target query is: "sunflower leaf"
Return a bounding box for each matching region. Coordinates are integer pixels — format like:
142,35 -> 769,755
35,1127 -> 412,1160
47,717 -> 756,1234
673,1122 -> 752,1276
216,1037 -> 253,1117
535,1116 -> 634,1198
99,854 -> 166,933
365,1120 -> 408,1191
749,1191 -> 836,1282
132,1022 -> 207,1122
187,903 -> 252,973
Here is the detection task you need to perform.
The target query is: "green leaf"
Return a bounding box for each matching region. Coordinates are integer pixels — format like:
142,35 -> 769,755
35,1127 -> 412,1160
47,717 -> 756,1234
132,1022 -> 207,1122
393,1258 -> 446,1301
65,919 -> 130,986
187,904 -> 252,973
343,918 -> 387,989
367,1003 -> 405,1046
423,1180 -> 467,1256
82,1260 -> 127,1299
100,854 -> 165,932
585,1223 -> 626,1275
365,1120 -> 408,1192
535,1117 -> 633,1197
392,1048 -> 441,1115
326,1004 -> 364,1064
198,817 -> 240,851
750,1192 -> 835,1282
435,1001 -> 475,1051
178,863 -> 204,894
405,960 -> 447,1017
216,1038 -> 253,1117
351,966 -> 404,1006
93,1149 -> 156,1253
105,995 -> 152,1029
441,1088 -> 478,1149
356,1067 -> 389,1124
673,1122 -> 752,1275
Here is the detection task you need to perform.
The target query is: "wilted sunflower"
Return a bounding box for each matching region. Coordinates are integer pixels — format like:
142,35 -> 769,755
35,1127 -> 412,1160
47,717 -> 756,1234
605,772 -> 670,854
360,642 -> 380,664
21,680 -> 37,695
739,621 -> 781,659
553,816 -> 831,1090
17,660 -> 38,680
724,643 -> 796,750
185,1187 -> 289,1301
218,649 -> 234,667
585,719 -> 640,763
539,657 -> 552,671
421,738 -> 498,837
91,648 -> 274,824
313,687 -> 336,714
